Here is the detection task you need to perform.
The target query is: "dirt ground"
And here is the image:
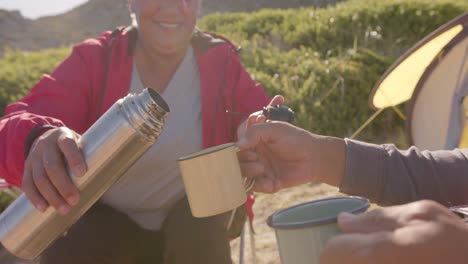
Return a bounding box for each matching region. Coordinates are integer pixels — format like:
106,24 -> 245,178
230,183 -> 339,264
0,183 -> 339,264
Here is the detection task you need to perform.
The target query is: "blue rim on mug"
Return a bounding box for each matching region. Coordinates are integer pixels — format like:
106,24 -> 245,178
267,196 -> 370,230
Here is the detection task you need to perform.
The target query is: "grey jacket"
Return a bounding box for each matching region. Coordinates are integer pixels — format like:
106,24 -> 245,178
340,139 -> 468,207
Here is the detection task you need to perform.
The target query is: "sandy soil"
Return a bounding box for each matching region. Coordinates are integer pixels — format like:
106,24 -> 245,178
231,183 -> 340,264
0,183 -> 339,264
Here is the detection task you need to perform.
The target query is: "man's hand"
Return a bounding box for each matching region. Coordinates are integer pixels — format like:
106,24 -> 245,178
23,127 -> 87,214
237,121 -> 345,193
321,200 -> 468,264
236,95 -> 284,140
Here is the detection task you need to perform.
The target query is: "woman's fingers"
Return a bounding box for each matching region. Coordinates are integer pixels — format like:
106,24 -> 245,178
21,127 -> 84,215
22,163 -> 48,212
57,131 -> 87,178
32,159 -> 70,215
42,147 -> 80,207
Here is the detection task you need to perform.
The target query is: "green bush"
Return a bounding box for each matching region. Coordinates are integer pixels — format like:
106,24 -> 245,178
200,0 -> 467,58
200,0 -> 467,143
0,191 -> 15,212
0,0 -> 466,145
0,47 -> 70,115
239,42 -> 395,140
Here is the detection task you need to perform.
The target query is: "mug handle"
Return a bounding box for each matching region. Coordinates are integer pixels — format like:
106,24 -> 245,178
226,146 -> 256,232
234,145 -> 256,193
245,178 -> 256,192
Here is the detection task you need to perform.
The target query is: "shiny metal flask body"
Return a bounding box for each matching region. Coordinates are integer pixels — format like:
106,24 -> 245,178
0,88 -> 170,260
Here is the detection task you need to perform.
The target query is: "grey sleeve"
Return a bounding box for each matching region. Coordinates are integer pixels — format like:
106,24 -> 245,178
339,139 -> 468,207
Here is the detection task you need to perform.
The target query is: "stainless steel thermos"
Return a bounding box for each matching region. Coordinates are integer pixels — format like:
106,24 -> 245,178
0,88 -> 170,260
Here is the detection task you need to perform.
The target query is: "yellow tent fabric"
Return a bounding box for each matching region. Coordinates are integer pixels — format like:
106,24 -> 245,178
406,35 -> 467,150
365,13 -> 468,150
370,25 -> 463,109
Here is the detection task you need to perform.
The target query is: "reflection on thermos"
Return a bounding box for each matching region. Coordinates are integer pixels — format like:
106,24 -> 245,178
0,88 -> 170,260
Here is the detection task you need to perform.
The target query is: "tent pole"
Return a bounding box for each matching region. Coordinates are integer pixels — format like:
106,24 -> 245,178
351,108 -> 385,139
391,106 -> 407,121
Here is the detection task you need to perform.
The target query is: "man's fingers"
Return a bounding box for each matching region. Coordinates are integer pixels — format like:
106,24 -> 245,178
245,114 -> 261,129
338,201 -> 446,234
237,149 -> 258,162
321,231 -> 396,264
240,162 -> 264,178
321,233 -> 370,264
237,121 -> 288,150
250,177 -> 280,194
238,158 -> 279,193
255,114 -> 266,123
338,208 -> 403,234
267,95 -> 285,107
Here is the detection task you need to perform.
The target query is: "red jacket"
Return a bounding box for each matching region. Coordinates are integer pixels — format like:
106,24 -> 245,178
0,27 -> 270,189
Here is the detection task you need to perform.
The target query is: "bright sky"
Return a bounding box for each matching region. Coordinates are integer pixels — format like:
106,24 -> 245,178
0,0 -> 89,19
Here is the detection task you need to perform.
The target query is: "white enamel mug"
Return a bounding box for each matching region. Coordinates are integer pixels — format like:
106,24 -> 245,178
268,196 -> 370,264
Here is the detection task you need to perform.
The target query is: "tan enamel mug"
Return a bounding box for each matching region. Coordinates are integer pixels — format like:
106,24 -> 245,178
178,143 -> 253,218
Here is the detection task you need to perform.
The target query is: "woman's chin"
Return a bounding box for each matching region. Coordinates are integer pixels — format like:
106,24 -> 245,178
152,41 -> 188,55
150,30 -> 190,46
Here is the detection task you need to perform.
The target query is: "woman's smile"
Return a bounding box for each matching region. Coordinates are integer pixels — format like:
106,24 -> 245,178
154,21 -> 184,29
158,22 -> 181,29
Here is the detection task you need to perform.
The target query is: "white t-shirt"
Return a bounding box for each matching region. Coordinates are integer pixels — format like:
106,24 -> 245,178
101,46 -> 203,230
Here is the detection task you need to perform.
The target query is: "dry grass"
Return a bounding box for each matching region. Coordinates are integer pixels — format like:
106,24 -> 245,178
230,183 -> 341,264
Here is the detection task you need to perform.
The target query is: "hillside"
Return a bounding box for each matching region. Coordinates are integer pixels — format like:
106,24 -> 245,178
0,10 -> 35,52
0,0 -> 342,53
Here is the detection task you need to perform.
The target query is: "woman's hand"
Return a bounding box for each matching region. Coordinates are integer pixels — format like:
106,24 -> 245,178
22,127 -> 87,214
236,121 -> 346,193
321,200 -> 468,264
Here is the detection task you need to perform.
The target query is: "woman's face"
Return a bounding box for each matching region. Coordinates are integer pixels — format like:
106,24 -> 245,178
129,0 -> 201,55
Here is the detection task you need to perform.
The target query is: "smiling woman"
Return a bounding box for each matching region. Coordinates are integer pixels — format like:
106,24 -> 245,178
0,0 -> 89,19
0,0 -> 275,263
129,0 -> 201,82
